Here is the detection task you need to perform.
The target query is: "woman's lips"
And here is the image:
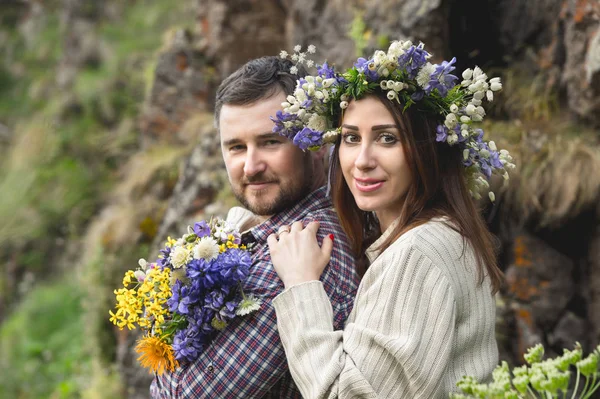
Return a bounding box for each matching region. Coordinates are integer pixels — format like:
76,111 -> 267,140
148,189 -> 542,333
354,178 -> 384,192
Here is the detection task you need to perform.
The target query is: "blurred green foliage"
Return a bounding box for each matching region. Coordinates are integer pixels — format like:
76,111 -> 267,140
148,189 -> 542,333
0,280 -> 87,398
0,0 -> 193,397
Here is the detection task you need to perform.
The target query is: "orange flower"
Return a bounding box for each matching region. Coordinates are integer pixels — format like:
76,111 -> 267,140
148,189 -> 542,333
135,336 -> 179,375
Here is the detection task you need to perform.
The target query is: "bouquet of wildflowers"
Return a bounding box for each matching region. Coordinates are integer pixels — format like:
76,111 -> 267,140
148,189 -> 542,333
109,218 -> 261,375
452,343 -> 600,399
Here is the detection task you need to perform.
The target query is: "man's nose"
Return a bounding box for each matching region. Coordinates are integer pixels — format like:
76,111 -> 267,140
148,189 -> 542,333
243,148 -> 266,176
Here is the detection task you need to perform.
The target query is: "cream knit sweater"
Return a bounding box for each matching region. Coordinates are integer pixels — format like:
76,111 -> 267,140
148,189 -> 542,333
272,218 -> 498,398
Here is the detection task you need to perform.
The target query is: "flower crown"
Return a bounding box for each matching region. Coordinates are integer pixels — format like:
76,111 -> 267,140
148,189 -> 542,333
272,41 -> 515,201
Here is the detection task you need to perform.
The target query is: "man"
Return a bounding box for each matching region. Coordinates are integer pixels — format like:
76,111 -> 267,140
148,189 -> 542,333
151,56 -> 359,398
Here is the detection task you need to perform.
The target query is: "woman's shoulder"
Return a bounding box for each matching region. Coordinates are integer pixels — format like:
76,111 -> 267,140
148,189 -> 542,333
380,217 -> 470,270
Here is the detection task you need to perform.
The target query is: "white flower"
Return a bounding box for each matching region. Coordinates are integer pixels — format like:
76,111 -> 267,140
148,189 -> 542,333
465,104 -> 476,115
387,90 -> 397,100
489,141 -> 497,151
488,191 -> 496,202
236,295 -> 262,316
471,114 -> 483,122
138,258 -> 148,270
462,68 -> 473,80
475,106 -> 485,116
380,80 -> 388,89
307,114 -> 328,132
392,81 -> 405,91
463,149 -> 470,160
134,270 -> 146,282
193,237 -> 220,261
473,66 -> 484,79
306,60 -> 314,68
294,44 -> 302,52
323,130 -> 340,143
297,52 -> 306,63
473,91 -> 485,100
450,104 -> 459,113
290,66 -> 298,74
340,101 -> 349,109
340,94 -> 349,102
291,54 -> 299,62
490,80 -> 502,91
279,50 -> 288,59
170,246 -> 191,269
486,90 -> 493,101
460,115 -> 471,123
447,133 -> 459,145
416,62 -> 435,88
307,44 -> 316,54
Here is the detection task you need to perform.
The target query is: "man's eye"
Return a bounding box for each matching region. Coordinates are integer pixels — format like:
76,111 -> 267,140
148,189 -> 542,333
342,133 -> 359,144
263,140 -> 281,146
229,145 -> 245,152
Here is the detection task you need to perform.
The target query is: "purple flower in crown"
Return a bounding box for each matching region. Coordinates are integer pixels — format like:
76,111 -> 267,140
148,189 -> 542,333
293,127 -> 323,151
354,57 -> 378,81
271,110 -> 300,139
398,45 -> 430,78
317,62 -> 336,79
436,125 -> 448,142
193,221 -> 211,238
425,57 -> 458,97
157,246 -> 172,269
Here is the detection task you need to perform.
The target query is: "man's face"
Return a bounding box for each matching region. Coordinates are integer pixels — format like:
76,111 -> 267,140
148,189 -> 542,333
219,92 -> 314,217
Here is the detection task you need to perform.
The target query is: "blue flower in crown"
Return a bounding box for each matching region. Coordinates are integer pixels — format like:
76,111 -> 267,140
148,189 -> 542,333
273,40 -> 516,202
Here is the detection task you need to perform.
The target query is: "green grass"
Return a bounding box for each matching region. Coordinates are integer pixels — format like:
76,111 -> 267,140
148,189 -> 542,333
0,280 -> 89,399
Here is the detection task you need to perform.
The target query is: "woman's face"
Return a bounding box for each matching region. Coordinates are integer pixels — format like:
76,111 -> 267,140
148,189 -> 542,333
339,96 -> 412,230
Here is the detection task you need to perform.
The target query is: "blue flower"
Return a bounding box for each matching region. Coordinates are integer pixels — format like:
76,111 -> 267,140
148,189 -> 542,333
293,127 -> 323,150
398,45 -> 430,78
193,221 -> 211,238
219,248 -> 251,285
354,57 -> 378,81
436,125 -> 448,142
157,246 -> 171,269
425,57 -> 458,97
217,300 -> 240,322
172,325 -> 206,362
317,62 -> 336,79
271,110 -> 301,139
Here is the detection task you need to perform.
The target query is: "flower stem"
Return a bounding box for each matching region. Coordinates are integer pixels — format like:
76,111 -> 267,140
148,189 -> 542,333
581,374 -> 597,399
570,370 -> 581,399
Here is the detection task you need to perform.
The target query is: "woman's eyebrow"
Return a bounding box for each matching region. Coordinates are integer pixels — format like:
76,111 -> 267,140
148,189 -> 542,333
341,124 -> 358,130
372,124 -> 397,131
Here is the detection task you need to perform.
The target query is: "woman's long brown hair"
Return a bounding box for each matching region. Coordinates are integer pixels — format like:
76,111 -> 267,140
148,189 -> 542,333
330,90 -> 503,293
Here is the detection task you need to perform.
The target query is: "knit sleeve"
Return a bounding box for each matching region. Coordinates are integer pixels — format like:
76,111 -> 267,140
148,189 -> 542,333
272,246 -> 457,399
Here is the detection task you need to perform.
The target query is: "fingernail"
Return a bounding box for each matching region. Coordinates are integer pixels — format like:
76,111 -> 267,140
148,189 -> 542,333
328,234 -> 334,241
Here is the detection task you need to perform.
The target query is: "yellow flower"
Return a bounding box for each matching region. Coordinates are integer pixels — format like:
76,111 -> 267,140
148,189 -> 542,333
135,336 -> 179,375
165,236 -> 178,248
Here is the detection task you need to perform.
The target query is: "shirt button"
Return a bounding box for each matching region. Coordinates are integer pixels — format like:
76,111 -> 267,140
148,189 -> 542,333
207,365 -> 215,373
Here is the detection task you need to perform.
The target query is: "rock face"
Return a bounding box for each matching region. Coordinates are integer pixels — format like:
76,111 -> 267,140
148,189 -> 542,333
125,0 -> 600,394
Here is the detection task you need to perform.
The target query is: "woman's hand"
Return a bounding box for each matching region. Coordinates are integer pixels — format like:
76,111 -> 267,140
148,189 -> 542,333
267,221 -> 334,289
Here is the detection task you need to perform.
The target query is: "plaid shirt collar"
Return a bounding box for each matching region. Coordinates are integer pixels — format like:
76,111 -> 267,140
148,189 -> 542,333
247,186 -> 331,243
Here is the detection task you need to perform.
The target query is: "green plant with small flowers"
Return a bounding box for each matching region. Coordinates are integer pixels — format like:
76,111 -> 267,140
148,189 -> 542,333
451,343 -> 600,399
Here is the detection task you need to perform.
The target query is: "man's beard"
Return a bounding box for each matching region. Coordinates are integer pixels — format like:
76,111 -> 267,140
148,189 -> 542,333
232,163 -> 314,216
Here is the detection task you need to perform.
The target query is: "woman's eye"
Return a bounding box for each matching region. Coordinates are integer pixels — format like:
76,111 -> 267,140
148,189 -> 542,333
379,133 -> 397,144
342,133 -> 360,144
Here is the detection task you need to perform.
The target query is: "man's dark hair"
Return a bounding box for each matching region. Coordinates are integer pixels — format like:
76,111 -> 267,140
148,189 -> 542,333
214,56 -> 307,128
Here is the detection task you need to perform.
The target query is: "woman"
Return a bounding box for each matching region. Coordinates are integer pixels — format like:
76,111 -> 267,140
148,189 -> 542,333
268,41 -> 514,398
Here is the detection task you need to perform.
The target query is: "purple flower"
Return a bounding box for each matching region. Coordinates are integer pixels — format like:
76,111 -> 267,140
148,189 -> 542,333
398,45 -> 430,78
425,57 -> 459,97
436,125 -> 448,142
172,326 -> 205,362
187,258 -> 220,289
354,57 -> 378,81
293,127 -> 323,150
204,288 -> 229,312
317,62 -> 336,79
216,300 -> 239,322
271,110 -> 300,139
157,246 -> 171,269
193,221 -> 211,238
219,248 -> 251,285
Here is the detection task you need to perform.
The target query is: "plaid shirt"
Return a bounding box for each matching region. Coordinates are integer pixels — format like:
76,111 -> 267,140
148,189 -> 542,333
151,186 -> 359,398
